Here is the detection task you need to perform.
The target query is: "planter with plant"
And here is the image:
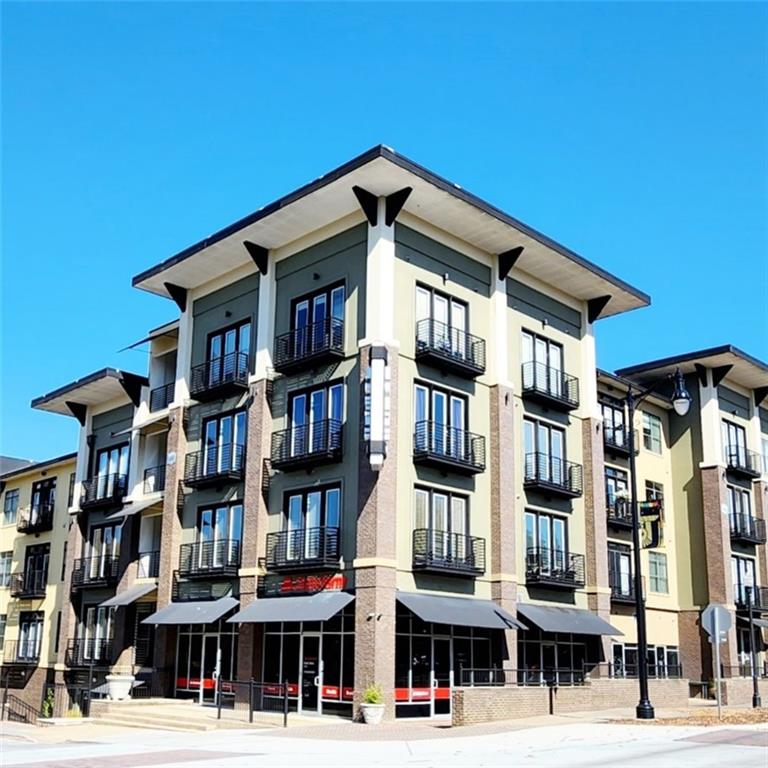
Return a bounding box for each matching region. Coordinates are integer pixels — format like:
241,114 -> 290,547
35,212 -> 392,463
360,684 -> 385,724
105,666 -> 135,701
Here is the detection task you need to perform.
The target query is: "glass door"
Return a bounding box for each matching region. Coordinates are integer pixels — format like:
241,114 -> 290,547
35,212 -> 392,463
431,637 -> 452,716
450,395 -> 466,461
312,294 -> 328,353
294,299 -> 310,358
301,635 -> 322,714
201,635 -> 220,704
541,643 -> 557,685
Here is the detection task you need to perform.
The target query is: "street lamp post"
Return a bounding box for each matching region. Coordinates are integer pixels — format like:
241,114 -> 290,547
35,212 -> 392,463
747,588 -> 762,709
621,368 -> 691,720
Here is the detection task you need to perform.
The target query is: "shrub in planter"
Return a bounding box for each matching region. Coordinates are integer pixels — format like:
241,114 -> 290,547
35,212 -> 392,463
360,684 -> 385,724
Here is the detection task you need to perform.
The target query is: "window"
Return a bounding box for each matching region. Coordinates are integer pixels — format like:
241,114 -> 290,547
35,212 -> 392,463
68,473 -> 76,507
414,382 -> 468,458
648,552 -> 668,593
61,541 -> 68,581
288,382 -> 343,455
762,437 -> 768,476
30,478 -> 56,524
613,643 -> 680,678
94,444 -> 130,496
523,418 -> 567,484
54,612 -> 62,654
415,285 -> 469,357
721,420 -> 747,465
605,467 -> 628,510
525,510 -> 569,571
608,543 -> 632,598
198,502 -> 244,567
522,331 -> 565,398
731,555 -> 756,606
0,615 -> 6,647
291,283 -> 345,355
601,401 -> 627,447
134,603 -> 156,666
641,412 -> 662,454
0,552 -> 11,587
284,485 -> 341,560
206,319 -> 251,385
18,611 -> 44,660
727,485 -> 751,518
414,487 -> 470,561
3,489 -> 19,525
202,411 -> 246,473
81,606 -> 115,661
87,524 -> 121,578
23,544 -> 49,592
645,481 -> 664,503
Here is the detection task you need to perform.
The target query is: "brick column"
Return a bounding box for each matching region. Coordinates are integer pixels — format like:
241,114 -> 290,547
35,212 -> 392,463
56,514 -> 86,678
753,480 -> 768,591
353,344 -> 398,720
111,514 -> 141,670
488,384 -> 518,667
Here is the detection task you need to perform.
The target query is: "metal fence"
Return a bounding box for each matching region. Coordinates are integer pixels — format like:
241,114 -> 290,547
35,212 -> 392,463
216,679 -> 289,727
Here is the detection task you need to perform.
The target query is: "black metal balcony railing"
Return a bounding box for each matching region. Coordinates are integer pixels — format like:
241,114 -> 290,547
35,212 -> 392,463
730,514 -> 767,545
270,420 -> 343,471
265,527 -> 341,572
10,571 -> 48,599
65,638 -> 114,668
414,319 -> 486,378
608,569 -> 636,603
137,550 -> 161,579
724,446 -> 763,478
273,318 -> 345,374
184,444 -> 245,488
70,556 -> 120,589
3,640 -> 41,665
16,503 -> 55,534
735,585 -> 768,611
143,464 -> 167,494
178,539 -> 241,578
80,473 -> 128,510
172,571 -> 234,602
189,351 -> 249,401
412,421 -> 486,475
521,362 -> 579,411
524,453 -> 583,498
525,547 -> 585,588
603,426 -> 638,457
149,381 -> 175,412
606,498 -> 633,529
412,529 -> 486,576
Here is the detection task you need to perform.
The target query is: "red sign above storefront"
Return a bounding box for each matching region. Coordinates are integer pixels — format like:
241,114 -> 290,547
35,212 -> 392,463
258,572 -> 349,598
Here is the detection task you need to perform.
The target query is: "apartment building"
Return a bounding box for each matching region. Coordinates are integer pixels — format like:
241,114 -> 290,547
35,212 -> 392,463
0,453 -> 77,710
15,147 -> 766,721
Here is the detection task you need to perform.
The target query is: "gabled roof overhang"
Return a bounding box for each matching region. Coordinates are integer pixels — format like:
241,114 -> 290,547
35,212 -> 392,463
132,146 -> 649,320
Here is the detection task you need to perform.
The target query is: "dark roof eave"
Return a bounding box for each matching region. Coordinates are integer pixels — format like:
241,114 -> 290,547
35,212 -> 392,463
31,367 -> 149,409
0,452 -> 78,481
616,345 -> 768,378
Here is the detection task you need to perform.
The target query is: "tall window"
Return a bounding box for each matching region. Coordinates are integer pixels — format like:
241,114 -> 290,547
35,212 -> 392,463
202,411 -> 246,474
87,524 -> 121,578
30,478 -> 56,524
608,543 -> 632,597
0,615 -> 6,647
206,319 -> 251,386
731,555 -> 756,606
415,285 -> 469,358
23,544 -> 49,592
645,481 -> 664,503
61,541 -> 68,581
18,612 -> 44,660
288,382 -> 343,455
605,467 -> 628,511
601,401 -> 627,446
414,487 -> 469,560
81,606 -> 115,660
0,552 -> 11,587
414,383 -> 468,458
641,412 -> 662,454
292,283 -> 345,355
3,489 -> 19,525
721,420 -> 748,466
648,552 -> 668,593
522,331 -> 564,398
525,510 -> 568,572
523,419 -> 566,484
198,502 -> 243,568
68,473 -> 76,507
762,437 -> 768,476
727,486 -> 751,518
94,444 -> 130,497
285,486 -> 341,560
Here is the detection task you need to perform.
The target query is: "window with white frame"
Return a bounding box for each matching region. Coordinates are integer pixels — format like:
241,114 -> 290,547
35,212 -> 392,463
523,418 -> 567,484
612,643 -> 680,677
0,614 -> 6,647
414,382 -> 468,459
414,487 -> 470,561
0,552 -> 11,587
762,437 -> 768,476
415,285 -> 469,359
522,330 -> 565,398
288,382 -> 344,456
18,611 -> 44,660
284,485 -> 341,561
721,419 -> 748,466
648,551 -> 668,593
642,412 -> 662,454
3,489 -> 19,525
731,555 -> 756,606
645,481 -> 664,503
727,485 -> 751,518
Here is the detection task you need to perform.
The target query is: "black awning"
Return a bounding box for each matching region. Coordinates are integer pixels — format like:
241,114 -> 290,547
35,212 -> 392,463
142,597 -> 238,625
228,592 -> 354,623
397,592 -> 525,630
517,603 -> 622,636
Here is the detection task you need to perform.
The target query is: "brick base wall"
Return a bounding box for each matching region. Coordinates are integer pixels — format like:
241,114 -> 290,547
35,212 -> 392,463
452,679 -> 690,726
721,678 -> 768,706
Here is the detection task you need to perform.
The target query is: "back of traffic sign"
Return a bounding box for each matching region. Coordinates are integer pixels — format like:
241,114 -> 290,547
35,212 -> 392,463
701,604 -> 732,637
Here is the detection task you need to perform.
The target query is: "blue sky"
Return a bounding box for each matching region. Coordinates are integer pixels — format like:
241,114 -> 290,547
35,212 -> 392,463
2,2 -> 766,460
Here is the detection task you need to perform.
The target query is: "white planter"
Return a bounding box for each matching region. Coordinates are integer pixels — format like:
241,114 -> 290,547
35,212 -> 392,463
360,702 -> 385,724
105,674 -> 135,701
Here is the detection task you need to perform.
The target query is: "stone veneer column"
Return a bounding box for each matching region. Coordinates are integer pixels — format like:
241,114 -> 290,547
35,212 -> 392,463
488,384 -> 518,667
151,405 -> 187,692
56,516 -> 86,678
581,417 -> 612,659
353,344 -> 398,720
237,380 -> 272,681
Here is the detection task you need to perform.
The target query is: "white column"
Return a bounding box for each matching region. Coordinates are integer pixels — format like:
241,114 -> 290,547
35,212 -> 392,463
579,310 -> 602,420
254,260 -> 276,380
173,304 -> 193,405
491,261 -> 510,387
363,197 -> 396,346
749,395 -> 764,473
71,414 -> 92,514
699,368 -> 723,466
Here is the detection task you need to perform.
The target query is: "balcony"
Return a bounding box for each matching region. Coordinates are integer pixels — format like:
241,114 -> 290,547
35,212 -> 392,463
10,571 -> 47,599
143,464 -> 166,494
730,514 -> 767,546
412,529 -> 485,576
724,446 -> 762,479
607,499 -> 633,530
603,427 -> 638,458
149,381 -> 175,412
172,572 -> 234,602
521,362 -> 579,412
16,503 -> 54,534
184,444 -> 245,488
189,351 -> 249,401
412,421 -> 486,475
178,539 -> 241,578
414,319 -> 486,378
608,570 -> 636,604
524,453 -> 583,498
70,556 -> 120,590
271,420 -> 343,472
734,586 -> 768,611
80,474 -> 128,510
273,318 -> 345,375
265,527 -> 341,572
137,550 -> 160,579
65,638 -> 114,668
2,641 -> 40,666
526,548 -> 585,589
